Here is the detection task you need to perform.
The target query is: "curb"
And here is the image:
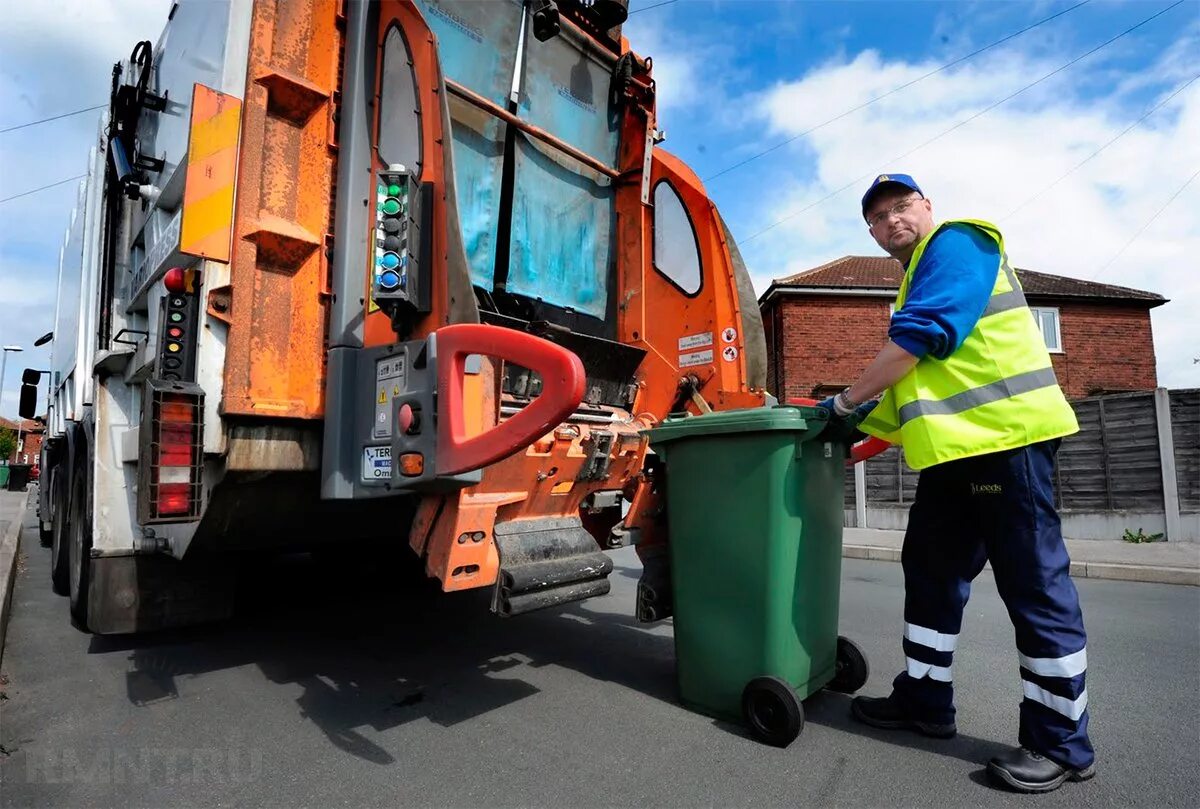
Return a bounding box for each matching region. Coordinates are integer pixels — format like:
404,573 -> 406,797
0,488 -> 31,668
843,544 -> 1199,587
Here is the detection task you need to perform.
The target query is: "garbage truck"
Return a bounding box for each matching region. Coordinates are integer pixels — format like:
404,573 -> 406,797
22,0 -> 769,634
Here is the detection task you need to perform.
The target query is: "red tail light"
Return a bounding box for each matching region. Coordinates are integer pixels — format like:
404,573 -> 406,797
138,382 -> 205,524
158,483 -> 192,516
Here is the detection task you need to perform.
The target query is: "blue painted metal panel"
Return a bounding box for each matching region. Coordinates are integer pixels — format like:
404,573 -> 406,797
507,28 -> 619,319
508,139 -> 613,319
416,0 -> 522,289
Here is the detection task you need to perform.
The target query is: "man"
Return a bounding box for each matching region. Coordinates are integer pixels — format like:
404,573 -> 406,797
820,174 -> 1094,794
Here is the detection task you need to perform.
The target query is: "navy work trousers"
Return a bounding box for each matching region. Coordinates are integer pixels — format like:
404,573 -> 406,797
892,439 -> 1094,770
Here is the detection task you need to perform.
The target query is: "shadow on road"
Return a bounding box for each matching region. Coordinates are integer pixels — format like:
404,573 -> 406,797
803,691 -> 1012,768
81,547 -> 1014,774
87,549 -> 676,766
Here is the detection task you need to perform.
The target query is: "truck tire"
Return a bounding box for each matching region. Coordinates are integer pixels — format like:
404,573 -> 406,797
50,474 -> 70,596
68,468 -> 93,631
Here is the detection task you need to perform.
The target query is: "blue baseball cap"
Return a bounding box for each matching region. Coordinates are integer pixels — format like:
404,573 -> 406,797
862,173 -> 923,218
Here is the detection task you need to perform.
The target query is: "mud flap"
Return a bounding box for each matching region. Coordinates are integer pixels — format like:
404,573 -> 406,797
491,516 -> 612,617
87,554 -> 235,635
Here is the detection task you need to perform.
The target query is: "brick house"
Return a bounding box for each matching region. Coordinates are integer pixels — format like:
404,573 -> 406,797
759,256 -> 1166,401
0,416 -> 44,466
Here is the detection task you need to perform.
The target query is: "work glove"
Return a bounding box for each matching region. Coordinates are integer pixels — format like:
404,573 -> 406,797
815,397 -> 878,444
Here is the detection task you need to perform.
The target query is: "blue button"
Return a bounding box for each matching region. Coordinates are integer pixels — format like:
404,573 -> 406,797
379,270 -> 401,290
381,252 -> 400,270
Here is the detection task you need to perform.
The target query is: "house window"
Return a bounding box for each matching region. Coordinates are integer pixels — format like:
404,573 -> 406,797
652,180 -> 702,296
1030,306 -> 1062,353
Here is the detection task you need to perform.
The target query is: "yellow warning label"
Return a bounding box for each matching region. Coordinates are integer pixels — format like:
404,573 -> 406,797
392,385 -> 400,397
368,296 -> 380,314
377,388 -> 387,404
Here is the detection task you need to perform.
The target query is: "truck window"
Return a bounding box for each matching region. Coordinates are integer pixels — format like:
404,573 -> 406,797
378,25 -> 422,174
652,180 -> 702,296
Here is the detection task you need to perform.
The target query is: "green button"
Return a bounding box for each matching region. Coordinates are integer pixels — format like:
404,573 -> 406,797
377,184 -> 386,195
382,198 -> 401,215
387,184 -> 402,196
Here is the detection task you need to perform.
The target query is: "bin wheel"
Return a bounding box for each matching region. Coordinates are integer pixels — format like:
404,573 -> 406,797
741,676 -> 804,747
828,636 -> 870,694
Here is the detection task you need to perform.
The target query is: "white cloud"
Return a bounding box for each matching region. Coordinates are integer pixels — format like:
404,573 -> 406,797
730,44 -> 1200,388
623,14 -> 706,117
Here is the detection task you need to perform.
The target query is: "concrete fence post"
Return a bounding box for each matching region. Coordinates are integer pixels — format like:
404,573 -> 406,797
1154,387 -> 1182,542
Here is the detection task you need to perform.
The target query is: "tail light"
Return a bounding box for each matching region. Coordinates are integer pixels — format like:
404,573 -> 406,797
138,380 -> 204,524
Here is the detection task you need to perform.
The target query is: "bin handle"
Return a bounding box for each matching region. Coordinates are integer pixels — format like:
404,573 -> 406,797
785,397 -> 891,465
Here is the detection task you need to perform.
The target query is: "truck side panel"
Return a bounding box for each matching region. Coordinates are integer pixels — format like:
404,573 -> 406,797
221,0 -> 341,419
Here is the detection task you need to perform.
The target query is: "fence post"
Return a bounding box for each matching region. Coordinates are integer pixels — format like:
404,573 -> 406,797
855,459 -> 867,529
1154,388 -> 1182,542
1097,398 -> 1114,511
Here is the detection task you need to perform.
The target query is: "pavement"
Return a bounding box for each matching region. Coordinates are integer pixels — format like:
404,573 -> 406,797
0,486 -> 31,668
844,527 -> 1200,586
1,496 -> 1198,807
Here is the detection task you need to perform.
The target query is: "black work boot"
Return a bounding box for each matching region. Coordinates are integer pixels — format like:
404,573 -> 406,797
987,746 -> 1096,793
850,694 -> 957,739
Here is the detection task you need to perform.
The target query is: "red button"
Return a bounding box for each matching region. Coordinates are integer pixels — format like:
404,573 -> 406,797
398,403 -> 416,435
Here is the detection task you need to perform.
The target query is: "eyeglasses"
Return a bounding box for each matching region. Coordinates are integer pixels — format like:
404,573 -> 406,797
867,195 -> 923,229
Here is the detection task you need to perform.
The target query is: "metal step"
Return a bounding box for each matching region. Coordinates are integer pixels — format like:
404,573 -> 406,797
492,517 -> 612,617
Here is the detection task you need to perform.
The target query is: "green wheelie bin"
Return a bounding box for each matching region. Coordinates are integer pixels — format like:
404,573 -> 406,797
645,406 -> 869,747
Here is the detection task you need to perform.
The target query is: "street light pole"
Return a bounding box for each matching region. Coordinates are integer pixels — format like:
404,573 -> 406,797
1,345 -> 25,464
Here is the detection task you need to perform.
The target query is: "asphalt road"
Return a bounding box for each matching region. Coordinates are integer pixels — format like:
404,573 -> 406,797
2,501 -> 1198,808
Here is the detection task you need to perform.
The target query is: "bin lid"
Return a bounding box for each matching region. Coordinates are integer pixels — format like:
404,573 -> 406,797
644,405 -> 828,446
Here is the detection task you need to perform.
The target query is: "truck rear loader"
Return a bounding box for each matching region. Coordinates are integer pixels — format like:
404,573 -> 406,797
21,0 -> 769,634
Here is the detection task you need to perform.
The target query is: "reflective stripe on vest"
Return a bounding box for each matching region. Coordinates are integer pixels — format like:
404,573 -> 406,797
859,219 -> 1078,469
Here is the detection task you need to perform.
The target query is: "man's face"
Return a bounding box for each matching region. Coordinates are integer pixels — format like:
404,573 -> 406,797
865,187 -> 934,259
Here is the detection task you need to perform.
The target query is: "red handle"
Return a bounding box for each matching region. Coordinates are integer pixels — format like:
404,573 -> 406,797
436,324 -> 586,476
786,397 -> 891,465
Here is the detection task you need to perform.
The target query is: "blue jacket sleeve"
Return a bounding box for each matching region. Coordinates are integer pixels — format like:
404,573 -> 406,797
889,223 -> 999,360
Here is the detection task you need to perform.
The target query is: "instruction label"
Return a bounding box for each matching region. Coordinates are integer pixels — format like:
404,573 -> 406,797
678,349 -> 714,368
678,332 -> 712,351
373,356 -> 406,439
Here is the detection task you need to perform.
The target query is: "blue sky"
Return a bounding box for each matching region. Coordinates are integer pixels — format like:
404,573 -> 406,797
1,0 -> 1197,419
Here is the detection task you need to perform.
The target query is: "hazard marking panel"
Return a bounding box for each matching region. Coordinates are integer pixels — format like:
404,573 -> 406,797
180,84 -> 242,263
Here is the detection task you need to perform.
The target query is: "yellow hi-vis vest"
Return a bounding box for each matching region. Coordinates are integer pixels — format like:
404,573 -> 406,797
859,219 -> 1078,470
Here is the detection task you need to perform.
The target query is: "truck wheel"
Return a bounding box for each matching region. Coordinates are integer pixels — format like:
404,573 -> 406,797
68,470 -> 92,630
827,636 -> 870,694
742,676 -> 804,747
50,474 -> 70,596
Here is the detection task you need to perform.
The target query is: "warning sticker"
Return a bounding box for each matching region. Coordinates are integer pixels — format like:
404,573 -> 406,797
722,345 -> 739,362
678,332 -> 713,351
679,349 -> 714,368
721,327 -> 738,343
362,445 -> 391,481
